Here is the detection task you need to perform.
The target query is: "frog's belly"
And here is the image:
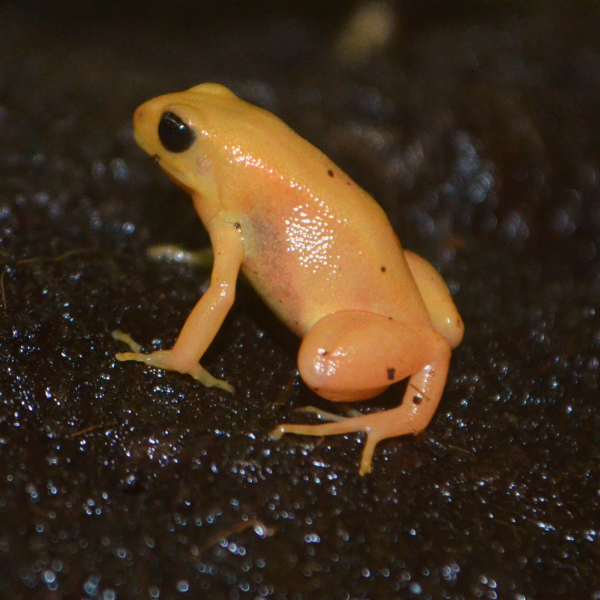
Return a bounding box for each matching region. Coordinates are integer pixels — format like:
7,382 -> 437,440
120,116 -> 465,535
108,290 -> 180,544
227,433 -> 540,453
239,197 -> 431,336
242,246 -> 428,338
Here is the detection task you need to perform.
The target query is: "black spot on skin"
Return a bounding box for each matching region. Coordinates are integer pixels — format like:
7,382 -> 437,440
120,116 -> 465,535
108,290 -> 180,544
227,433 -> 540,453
381,266 -> 386,273
346,182 -> 351,186
388,316 -> 393,320
413,395 -> 423,405
234,223 -> 241,229
387,368 -> 396,380
328,169 -> 334,177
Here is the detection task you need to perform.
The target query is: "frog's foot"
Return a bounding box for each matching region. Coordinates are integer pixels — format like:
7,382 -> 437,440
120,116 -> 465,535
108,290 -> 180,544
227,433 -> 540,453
271,403 -> 423,476
271,348 -> 451,476
270,411 -> 390,476
112,330 -> 234,393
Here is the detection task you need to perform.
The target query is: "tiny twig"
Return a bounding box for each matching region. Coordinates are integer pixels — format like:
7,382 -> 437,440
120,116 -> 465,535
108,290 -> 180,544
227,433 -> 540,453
67,422 -> 114,438
0,268 -> 7,310
198,519 -> 275,555
17,247 -> 94,265
0,247 -> 95,310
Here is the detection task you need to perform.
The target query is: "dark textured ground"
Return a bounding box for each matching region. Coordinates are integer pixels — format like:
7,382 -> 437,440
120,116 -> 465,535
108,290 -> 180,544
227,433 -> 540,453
1,2 -> 600,599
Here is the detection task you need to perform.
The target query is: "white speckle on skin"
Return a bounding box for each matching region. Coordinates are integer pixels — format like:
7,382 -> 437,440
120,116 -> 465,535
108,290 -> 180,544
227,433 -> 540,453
285,201 -> 343,275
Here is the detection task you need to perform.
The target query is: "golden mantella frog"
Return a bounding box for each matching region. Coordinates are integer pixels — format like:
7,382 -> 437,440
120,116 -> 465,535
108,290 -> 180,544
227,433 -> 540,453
116,83 -> 464,475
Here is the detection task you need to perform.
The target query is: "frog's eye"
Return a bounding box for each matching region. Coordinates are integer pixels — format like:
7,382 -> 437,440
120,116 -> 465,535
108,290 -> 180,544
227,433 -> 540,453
158,112 -> 196,153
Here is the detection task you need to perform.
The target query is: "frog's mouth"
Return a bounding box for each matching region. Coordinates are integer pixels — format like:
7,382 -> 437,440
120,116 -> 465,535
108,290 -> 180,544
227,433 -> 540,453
155,159 -> 191,189
134,129 -> 190,186
133,129 -> 155,157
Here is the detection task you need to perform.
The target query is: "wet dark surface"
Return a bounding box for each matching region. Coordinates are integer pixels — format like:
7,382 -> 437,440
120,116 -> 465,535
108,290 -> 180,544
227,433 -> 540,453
1,2 -> 600,599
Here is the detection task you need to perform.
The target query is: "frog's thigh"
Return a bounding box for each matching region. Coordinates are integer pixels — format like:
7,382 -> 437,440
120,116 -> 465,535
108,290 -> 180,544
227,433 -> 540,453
281,311 -> 452,474
298,310 -> 443,402
404,250 -> 464,349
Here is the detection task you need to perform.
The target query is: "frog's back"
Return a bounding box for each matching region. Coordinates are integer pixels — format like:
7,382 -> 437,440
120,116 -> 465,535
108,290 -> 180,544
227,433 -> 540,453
188,85 -> 432,334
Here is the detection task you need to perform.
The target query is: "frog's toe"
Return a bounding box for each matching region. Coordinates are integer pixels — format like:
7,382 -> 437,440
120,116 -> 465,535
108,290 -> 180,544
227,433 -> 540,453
115,351 -> 147,363
112,330 -> 143,353
295,406 -> 348,422
187,363 -> 234,393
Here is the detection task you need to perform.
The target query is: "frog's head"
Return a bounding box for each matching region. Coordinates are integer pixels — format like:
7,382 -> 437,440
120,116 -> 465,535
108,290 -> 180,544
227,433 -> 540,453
133,83 -> 238,199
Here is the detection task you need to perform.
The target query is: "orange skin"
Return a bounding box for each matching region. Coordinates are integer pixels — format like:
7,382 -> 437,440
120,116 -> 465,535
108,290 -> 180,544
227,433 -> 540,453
116,84 -> 464,475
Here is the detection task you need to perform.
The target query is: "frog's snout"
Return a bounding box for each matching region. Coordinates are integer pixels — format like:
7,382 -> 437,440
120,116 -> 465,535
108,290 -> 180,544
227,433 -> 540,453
132,104 -> 157,157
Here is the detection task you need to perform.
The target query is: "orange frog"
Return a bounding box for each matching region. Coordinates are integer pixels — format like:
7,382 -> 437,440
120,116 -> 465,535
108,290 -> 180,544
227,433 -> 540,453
116,83 -> 464,474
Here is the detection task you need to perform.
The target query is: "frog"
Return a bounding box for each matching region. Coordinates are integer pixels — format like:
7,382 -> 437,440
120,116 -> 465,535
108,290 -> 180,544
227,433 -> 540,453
116,83 -> 464,475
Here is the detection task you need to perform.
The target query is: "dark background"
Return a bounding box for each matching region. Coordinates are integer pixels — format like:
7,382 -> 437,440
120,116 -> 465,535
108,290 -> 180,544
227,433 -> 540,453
1,1 -> 599,598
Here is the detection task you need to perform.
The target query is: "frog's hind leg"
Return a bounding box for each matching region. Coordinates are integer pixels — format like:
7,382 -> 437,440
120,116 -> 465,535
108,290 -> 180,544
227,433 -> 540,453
270,311 -> 452,475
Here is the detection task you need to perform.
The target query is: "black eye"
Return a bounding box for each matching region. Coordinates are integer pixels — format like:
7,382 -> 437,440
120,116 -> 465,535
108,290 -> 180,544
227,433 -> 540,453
158,111 -> 196,153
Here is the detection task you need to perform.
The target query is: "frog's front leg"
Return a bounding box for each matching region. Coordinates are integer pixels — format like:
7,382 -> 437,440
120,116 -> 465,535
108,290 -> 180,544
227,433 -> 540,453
116,220 -> 244,392
270,311 -> 452,475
